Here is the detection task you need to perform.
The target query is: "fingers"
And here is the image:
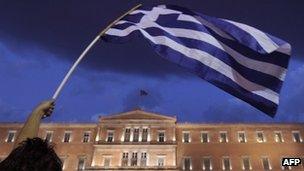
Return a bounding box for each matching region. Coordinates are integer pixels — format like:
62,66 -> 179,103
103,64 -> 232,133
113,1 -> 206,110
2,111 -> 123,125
47,106 -> 54,114
45,102 -> 55,115
42,106 -> 55,119
39,100 -> 55,110
37,99 -> 56,119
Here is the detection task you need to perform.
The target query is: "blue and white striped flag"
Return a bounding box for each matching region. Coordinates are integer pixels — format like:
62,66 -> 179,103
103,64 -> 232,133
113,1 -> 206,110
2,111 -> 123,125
102,5 -> 291,117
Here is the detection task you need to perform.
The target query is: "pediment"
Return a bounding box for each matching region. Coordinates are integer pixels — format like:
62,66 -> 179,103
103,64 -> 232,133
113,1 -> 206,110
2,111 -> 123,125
100,109 -> 176,122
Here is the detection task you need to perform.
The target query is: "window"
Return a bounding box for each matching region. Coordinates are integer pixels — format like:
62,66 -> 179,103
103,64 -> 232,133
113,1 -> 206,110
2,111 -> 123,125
121,152 -> 128,166
77,158 -> 85,170
220,131 -> 228,143
242,157 -> 251,170
274,131 -> 283,142
282,165 -> 291,170
131,152 -> 138,166
183,157 -> 191,170
256,131 -> 266,143
104,157 -> 111,167
63,131 -> 71,143
60,157 -> 66,170
261,157 -> 271,170
238,131 -> 246,143
6,131 -> 16,143
107,131 -> 114,142
292,131 -> 302,143
83,131 -> 90,143
140,152 -> 147,166
142,128 -> 148,142
201,132 -> 209,143
183,132 -> 190,143
202,157 -> 212,171
45,131 -> 53,143
158,131 -> 165,142
281,158 -> 291,170
157,157 -> 165,166
124,128 -> 131,142
222,157 -> 231,170
133,128 -> 139,142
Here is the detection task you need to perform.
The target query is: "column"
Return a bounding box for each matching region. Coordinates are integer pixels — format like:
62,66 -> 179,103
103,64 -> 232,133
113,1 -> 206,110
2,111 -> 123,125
139,127 -> 142,142
130,128 -> 134,142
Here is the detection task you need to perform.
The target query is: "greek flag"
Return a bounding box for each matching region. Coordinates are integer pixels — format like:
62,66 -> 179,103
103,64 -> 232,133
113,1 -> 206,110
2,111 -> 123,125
103,5 -> 291,117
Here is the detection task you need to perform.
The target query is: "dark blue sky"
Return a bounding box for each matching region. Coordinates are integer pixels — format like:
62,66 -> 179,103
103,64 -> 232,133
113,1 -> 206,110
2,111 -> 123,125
0,0 -> 303,123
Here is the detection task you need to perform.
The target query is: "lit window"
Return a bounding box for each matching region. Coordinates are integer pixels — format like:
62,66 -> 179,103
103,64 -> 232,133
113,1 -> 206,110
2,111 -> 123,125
142,128 -> 148,142
63,131 -> 71,143
183,157 -> 191,170
131,152 -> 138,166
158,131 -> 165,142
222,157 -> 231,170
242,156 -> 251,170
107,131 -> 114,142
256,131 -> 266,143
201,132 -> 209,143
220,131 -> 228,143
140,152 -> 147,166
6,130 -> 16,143
292,131 -> 302,143
274,131 -> 283,142
238,131 -> 246,143
261,157 -> 271,170
60,157 -> 66,170
121,152 -> 128,166
133,128 -> 139,142
45,131 -> 53,143
124,128 -> 131,142
83,131 -> 90,143
104,157 -> 111,167
77,157 -> 85,170
183,132 -> 190,143
157,157 -> 165,166
202,157 -> 212,171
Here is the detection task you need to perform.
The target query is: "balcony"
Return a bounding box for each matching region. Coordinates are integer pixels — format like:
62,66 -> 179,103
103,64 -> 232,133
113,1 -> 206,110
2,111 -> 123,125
95,140 -> 177,145
86,165 -> 178,170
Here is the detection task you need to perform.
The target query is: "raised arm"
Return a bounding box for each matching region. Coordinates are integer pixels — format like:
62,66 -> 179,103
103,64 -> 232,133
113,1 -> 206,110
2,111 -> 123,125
14,100 -> 55,147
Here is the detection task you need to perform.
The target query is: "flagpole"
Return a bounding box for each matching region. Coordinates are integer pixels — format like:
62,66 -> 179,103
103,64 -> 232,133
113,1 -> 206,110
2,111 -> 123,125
51,4 -> 142,100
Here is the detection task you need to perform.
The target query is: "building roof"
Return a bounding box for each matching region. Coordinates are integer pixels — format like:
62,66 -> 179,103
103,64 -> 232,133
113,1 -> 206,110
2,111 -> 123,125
99,109 -> 177,122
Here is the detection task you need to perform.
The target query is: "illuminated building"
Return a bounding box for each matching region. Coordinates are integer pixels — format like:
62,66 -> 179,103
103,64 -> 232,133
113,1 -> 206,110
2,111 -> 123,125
0,110 -> 303,170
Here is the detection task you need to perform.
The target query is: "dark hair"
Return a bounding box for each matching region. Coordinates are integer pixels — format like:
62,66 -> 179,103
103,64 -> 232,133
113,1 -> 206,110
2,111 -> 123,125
0,137 -> 62,171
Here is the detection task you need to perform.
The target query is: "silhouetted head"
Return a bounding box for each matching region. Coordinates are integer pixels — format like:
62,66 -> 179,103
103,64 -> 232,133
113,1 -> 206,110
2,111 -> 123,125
0,137 -> 62,171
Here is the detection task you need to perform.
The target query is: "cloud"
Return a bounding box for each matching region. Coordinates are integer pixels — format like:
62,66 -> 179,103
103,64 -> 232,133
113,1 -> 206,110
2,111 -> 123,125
278,63 -> 304,119
0,99 -> 27,121
0,40 -> 53,79
1,0 -> 303,79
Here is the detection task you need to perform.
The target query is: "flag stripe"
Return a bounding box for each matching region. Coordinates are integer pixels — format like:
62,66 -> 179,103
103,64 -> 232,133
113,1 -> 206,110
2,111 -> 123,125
113,21 -> 286,83
159,5 -> 291,55
144,27 -> 284,92
106,27 -> 279,104
154,44 -> 278,116
122,12 -> 290,68
103,5 -> 291,116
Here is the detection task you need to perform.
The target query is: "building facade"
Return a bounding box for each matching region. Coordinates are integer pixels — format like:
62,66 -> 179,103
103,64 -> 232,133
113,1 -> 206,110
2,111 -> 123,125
0,109 -> 303,170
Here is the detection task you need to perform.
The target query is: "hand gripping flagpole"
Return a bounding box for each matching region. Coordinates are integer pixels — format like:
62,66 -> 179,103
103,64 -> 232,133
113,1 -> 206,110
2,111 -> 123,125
51,4 -> 142,101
